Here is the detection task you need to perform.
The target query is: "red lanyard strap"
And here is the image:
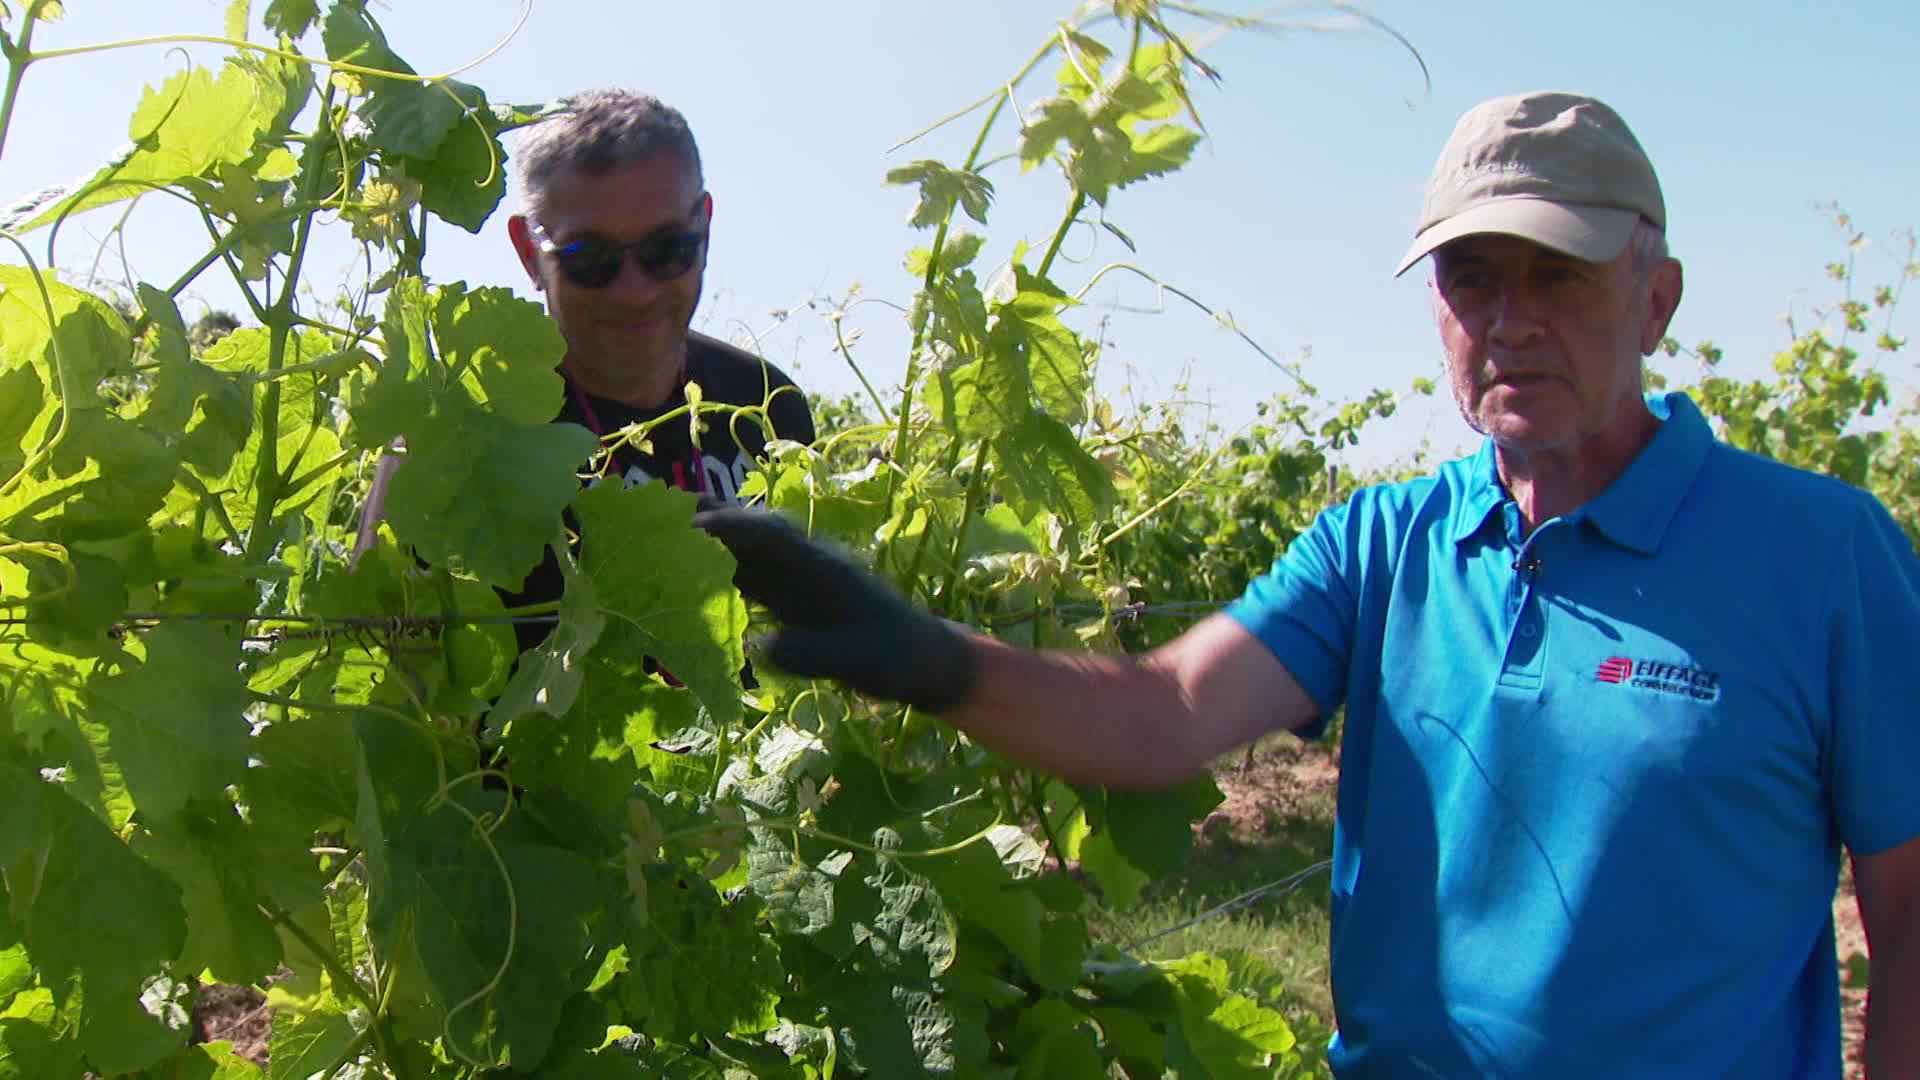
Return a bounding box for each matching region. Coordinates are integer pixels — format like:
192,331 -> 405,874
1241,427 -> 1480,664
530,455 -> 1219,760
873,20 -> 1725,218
567,360 -> 705,495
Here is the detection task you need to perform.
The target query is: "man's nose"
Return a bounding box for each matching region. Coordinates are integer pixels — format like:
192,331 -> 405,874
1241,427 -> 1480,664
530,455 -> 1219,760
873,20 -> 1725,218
1488,283 -> 1544,346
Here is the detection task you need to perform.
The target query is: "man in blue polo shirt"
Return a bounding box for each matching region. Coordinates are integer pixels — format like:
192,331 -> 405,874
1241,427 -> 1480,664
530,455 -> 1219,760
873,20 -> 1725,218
695,91 -> 1920,1076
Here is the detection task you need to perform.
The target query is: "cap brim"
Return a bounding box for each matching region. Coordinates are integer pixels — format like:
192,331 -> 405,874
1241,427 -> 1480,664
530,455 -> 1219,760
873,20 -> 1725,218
1393,199 -> 1641,277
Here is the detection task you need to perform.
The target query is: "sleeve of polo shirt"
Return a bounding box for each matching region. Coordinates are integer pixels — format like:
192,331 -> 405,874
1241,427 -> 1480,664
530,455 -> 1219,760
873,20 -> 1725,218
1826,497 -> 1920,856
1222,497 -> 1362,734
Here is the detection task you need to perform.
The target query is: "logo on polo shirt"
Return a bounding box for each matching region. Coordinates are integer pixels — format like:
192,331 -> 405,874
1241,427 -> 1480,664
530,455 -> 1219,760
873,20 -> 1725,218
1595,656 -> 1722,703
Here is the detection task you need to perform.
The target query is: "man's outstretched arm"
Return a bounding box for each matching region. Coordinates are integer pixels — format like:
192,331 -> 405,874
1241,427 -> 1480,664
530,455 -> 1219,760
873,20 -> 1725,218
946,613 -> 1318,789
694,505 -> 1320,789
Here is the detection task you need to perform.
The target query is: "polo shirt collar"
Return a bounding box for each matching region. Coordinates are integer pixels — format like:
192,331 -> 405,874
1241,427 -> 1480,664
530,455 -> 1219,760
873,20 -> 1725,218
1447,391 -> 1714,554
1577,391 -> 1713,554
1448,440 -> 1508,546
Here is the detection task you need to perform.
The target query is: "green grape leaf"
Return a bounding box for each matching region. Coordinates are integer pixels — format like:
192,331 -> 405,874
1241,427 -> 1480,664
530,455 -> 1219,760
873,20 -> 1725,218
756,452 -> 892,550
915,841 -> 1086,994
1018,97 -> 1092,171
199,336 -> 341,532
904,230 -> 989,276
994,409 -> 1116,525
576,481 -> 747,729
0,1005 -> 83,1080
223,0 -> 251,41
22,549 -> 126,656
746,834 -> 843,939
79,986 -> 191,1075
0,360 -> 44,473
1164,954 -> 1296,1078
433,282 -> 567,424
437,574 -> 518,716
404,110 -> 508,233
352,714 -> 598,1068
0,265 -> 131,415
267,875 -> 369,1013
860,847 -> 955,979
383,393 -> 597,590
823,968 -> 951,1078
324,5 -> 482,160
620,861 -> 783,1042
131,805 -> 286,984
85,622 -> 251,822
268,1003 -> 362,1080
1,409 -> 177,543
1,657 -> 133,828
884,160 -> 994,229
179,163 -> 297,282
361,79 -> 484,162
241,713 -> 360,862
1117,122 -> 1201,187
489,545 -> 604,734
167,1040 -> 266,1078
197,324 -> 273,374
348,279 -> 434,449
1100,775 -> 1222,880
1086,1004 -> 1165,1072
135,282 -> 191,369
263,0 -> 319,38
1078,821 -> 1152,910
141,293 -> 252,476
497,652 -> 679,823
0,938 -> 26,1005
997,265 -> 1089,425
1,61 -> 277,234
0,764 -> 187,1051
0,1 -> 65,23
1010,998 -> 1105,1079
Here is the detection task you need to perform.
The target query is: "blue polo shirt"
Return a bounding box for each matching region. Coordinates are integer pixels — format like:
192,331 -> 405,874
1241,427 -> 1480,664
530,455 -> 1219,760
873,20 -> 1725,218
1226,392 -> 1920,1078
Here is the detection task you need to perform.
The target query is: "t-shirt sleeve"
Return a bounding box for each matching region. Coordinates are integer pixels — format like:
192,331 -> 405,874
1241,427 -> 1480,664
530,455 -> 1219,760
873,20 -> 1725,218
1826,497 -> 1920,856
1222,498 -> 1363,735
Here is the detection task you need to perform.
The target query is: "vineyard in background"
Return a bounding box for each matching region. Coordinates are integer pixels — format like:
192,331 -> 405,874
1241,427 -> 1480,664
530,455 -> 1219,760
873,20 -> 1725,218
0,1 -> 1911,1078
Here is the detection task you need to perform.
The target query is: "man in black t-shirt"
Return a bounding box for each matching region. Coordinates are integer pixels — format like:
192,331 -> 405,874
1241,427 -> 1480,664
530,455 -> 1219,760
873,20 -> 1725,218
500,89 -> 816,648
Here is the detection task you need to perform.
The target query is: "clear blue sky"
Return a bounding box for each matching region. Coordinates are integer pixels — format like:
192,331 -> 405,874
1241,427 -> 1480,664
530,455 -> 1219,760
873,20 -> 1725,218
2,1 -> 1914,466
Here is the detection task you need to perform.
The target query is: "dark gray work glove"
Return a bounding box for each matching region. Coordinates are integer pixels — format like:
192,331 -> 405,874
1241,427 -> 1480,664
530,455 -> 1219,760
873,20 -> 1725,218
692,505 -> 975,713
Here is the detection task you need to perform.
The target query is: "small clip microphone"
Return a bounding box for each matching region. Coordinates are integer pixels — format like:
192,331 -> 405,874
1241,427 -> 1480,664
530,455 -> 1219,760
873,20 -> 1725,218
1512,556 -> 1542,582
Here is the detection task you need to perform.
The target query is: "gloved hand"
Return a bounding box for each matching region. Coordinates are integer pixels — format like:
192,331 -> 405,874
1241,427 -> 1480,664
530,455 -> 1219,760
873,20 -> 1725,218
692,505 -> 975,713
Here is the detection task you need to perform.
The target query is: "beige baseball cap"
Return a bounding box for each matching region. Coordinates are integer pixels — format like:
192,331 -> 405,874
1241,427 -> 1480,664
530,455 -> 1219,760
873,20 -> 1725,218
1394,91 -> 1664,276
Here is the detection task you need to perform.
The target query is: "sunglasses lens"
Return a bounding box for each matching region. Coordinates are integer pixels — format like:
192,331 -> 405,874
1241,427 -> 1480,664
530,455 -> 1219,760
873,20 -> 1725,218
553,238 -> 624,289
546,229 -> 706,289
636,233 -> 703,280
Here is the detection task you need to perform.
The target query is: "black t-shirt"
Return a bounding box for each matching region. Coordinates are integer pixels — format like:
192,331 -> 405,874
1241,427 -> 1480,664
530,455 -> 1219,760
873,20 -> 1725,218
503,332 -> 815,652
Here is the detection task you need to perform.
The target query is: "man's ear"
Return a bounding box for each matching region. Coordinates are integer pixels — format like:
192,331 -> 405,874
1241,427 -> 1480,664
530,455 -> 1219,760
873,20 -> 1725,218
1639,258 -> 1684,355
507,214 -> 543,289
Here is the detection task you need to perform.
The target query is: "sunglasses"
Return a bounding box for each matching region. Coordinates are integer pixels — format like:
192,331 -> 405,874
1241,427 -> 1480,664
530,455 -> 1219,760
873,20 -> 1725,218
530,220 -> 708,289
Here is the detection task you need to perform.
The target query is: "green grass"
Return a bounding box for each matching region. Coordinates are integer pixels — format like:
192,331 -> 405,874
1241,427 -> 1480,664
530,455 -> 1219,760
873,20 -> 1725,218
1087,736 -> 1341,1066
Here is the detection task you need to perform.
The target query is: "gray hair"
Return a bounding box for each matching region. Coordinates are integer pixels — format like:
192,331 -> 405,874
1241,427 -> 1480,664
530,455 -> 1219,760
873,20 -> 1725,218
515,89 -> 703,219
1628,217 -> 1671,281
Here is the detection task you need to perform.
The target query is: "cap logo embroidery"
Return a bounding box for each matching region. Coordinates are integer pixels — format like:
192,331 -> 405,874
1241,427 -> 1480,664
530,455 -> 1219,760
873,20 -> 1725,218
1452,161 -> 1534,187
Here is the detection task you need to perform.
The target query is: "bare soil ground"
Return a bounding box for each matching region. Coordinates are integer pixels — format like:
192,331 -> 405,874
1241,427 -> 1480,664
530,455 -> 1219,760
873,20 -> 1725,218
190,981 -> 271,1065
1200,738 -> 1871,1076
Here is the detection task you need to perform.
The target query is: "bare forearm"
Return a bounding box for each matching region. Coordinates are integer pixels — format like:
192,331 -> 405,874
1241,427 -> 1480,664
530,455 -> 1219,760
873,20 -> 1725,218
940,614 -> 1317,789
1866,934 -> 1920,1079
943,635 -> 1216,789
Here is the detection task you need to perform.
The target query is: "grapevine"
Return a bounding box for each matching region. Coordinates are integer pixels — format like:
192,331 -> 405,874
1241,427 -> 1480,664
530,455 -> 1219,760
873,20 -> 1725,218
0,2 -> 1420,1076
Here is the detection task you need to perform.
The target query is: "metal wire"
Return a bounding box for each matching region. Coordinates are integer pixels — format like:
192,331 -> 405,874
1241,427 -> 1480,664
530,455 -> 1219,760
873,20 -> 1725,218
1125,857 -> 1333,953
